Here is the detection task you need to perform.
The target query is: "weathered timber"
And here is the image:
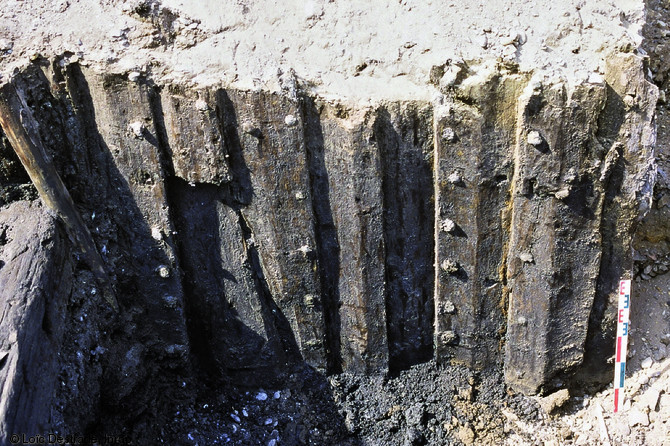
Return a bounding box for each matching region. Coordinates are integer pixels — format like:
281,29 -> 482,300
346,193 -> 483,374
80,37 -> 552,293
220,89 -> 328,371
434,70 -> 525,368
161,85 -> 232,185
505,79 -> 608,393
169,179 -> 286,381
0,82 -> 117,310
68,68 -> 189,355
306,100 -> 389,374
375,102 -> 435,369
0,201 -> 72,442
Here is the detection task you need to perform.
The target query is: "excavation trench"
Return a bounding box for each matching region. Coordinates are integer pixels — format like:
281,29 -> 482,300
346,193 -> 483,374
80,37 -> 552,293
0,52 -> 658,444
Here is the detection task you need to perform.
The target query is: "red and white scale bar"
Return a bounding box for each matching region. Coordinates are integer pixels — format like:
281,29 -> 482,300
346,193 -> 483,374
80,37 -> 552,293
613,279 -> 631,413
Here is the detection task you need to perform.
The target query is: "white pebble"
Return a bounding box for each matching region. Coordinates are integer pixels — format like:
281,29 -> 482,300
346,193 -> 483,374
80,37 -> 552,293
128,71 -> 141,82
442,127 -> 456,142
195,99 -> 208,111
519,252 -> 534,263
242,408 -> 248,417
284,114 -> 298,126
641,357 -> 653,369
256,391 -> 268,401
129,121 -> 145,138
157,265 -> 170,278
440,259 -> 459,274
447,172 -> 462,184
151,226 -> 162,241
264,418 -> 273,425
440,218 -> 456,234
274,391 -> 281,399
231,413 -> 241,423
527,131 -> 543,146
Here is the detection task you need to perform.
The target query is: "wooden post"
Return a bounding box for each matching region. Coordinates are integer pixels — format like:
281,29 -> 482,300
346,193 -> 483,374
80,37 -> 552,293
0,82 -> 118,311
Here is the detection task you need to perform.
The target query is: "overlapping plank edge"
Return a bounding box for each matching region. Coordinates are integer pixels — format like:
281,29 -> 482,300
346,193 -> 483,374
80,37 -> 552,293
0,50 -> 657,438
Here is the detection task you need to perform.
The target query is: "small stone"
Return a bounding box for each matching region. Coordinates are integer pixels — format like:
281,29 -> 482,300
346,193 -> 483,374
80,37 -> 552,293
195,99 -> 208,111
555,189 -> 570,200
447,172 -> 463,185
128,71 -> 141,82
440,300 -> 456,314
0,39 -> 12,52
641,357 -> 654,369
157,265 -> 170,278
653,344 -> 666,361
284,114 -> 298,126
295,191 -> 306,200
241,121 -> 255,134
273,391 -> 281,399
517,316 -> 527,326
231,413 -> 241,423
151,226 -> 162,241
439,65 -> 462,88
527,130 -> 543,146
623,94 -> 636,108
440,218 -> 456,233
304,294 -> 316,308
256,391 -> 268,401
587,72 -> 604,84
440,330 -> 458,345
129,121 -> 145,138
628,408 -> 649,427
639,388 -> 660,411
456,425 -> 475,445
519,252 -> 534,263
442,127 -> 457,142
538,389 -> 570,414
298,245 -> 313,257
501,32 -> 518,46
517,31 -> 527,45
440,259 -> 459,274
478,34 -> 488,49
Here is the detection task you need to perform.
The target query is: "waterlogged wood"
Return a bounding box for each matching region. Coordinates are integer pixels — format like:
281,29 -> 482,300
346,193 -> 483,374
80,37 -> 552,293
161,85 -> 232,185
434,72 -> 523,368
374,102 -> 434,369
505,80 -> 608,393
0,83 -> 117,311
223,89 -> 328,371
0,201 -> 72,441
312,102 -> 389,373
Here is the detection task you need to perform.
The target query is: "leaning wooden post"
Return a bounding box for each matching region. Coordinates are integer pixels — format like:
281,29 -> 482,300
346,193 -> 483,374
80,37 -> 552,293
0,81 -> 118,311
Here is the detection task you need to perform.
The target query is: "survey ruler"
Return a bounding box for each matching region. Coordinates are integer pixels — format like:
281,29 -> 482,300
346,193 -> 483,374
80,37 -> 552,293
613,279 -> 631,413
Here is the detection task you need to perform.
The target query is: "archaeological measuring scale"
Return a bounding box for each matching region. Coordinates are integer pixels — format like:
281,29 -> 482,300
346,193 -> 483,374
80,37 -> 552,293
614,279 -> 631,413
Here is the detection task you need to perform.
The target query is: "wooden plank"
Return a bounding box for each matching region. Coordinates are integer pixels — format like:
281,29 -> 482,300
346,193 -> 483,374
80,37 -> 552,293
0,82 -> 117,310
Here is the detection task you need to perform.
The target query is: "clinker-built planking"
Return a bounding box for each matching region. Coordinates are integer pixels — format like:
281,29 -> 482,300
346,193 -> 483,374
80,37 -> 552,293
0,50 -> 657,428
